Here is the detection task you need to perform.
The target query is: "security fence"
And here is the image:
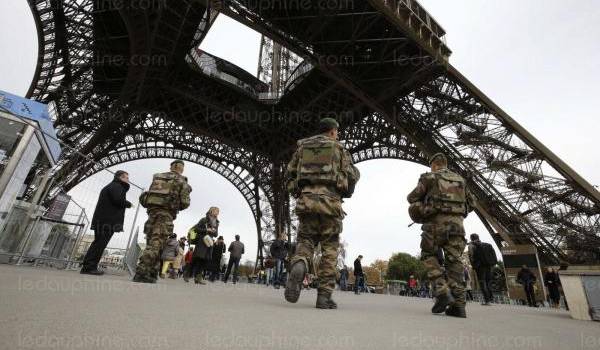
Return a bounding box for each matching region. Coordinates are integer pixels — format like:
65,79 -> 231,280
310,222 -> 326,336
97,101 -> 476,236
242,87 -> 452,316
124,229 -> 141,276
0,114 -> 145,273
0,173 -> 145,272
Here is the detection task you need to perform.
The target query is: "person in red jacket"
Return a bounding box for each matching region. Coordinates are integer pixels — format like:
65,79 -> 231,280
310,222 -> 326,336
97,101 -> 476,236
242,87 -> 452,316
408,275 -> 418,296
182,247 -> 194,281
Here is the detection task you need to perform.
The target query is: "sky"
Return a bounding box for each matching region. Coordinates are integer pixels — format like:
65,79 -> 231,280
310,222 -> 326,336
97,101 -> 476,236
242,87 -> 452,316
0,1 -> 598,266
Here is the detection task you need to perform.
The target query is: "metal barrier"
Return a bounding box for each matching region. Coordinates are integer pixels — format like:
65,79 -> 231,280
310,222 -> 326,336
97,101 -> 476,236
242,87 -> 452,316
124,229 -> 141,276
0,114 -> 145,271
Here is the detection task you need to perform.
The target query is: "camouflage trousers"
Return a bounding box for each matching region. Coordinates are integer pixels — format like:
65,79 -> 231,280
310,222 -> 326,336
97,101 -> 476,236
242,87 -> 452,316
290,213 -> 342,295
420,227 -> 467,307
136,209 -> 174,279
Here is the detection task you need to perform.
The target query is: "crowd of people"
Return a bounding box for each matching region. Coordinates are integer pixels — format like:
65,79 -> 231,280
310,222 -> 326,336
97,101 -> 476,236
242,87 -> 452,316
78,118 -> 567,317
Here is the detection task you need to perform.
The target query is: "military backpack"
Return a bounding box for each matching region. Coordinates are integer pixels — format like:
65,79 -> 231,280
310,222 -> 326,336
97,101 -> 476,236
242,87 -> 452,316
139,172 -> 180,209
297,137 -> 340,188
428,170 -> 467,216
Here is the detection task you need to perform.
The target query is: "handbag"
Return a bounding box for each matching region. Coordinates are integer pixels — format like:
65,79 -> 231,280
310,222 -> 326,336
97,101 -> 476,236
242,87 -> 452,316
203,234 -> 214,247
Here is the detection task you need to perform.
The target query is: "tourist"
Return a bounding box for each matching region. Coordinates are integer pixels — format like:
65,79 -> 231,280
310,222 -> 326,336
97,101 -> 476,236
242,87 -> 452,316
209,236 -> 226,282
187,207 -> 220,284
517,265 -> 537,307
224,235 -> 245,283
173,237 -> 186,278
81,170 -> 131,275
160,233 -> 179,279
544,267 -> 561,308
339,265 -> 349,291
183,247 -> 194,280
467,233 -> 496,305
354,255 -> 364,294
264,256 -> 275,285
464,267 -> 474,301
408,275 -> 417,297
270,234 -> 289,289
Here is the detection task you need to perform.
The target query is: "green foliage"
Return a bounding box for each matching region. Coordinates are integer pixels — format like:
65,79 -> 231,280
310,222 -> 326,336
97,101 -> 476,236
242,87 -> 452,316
386,252 -> 427,281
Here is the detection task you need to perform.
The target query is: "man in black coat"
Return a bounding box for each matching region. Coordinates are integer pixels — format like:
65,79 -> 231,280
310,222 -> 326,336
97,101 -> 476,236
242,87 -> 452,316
81,170 -> 132,275
517,265 -> 538,307
467,233 -> 494,305
354,255 -> 364,295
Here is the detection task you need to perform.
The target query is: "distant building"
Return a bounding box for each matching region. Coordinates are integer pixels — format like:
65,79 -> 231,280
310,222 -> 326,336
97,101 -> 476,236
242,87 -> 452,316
100,252 -> 124,268
74,234 -> 95,259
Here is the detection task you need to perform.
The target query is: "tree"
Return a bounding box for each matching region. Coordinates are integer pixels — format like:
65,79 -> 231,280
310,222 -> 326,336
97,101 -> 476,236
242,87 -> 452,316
369,259 -> 388,283
386,252 -> 427,281
363,266 -> 383,285
371,259 -> 388,275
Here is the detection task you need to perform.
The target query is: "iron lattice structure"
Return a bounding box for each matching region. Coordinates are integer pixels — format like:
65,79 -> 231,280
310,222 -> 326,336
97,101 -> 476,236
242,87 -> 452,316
26,0 -> 600,266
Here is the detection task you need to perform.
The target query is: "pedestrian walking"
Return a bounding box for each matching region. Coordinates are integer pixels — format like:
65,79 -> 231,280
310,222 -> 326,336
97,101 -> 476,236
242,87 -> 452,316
284,118 -> 360,309
187,207 -> 220,284
160,234 -> 179,278
464,267 -> 474,301
209,236 -> 226,282
544,267 -> 561,308
517,265 -> 538,307
81,170 -> 131,275
339,265 -> 349,291
270,234 -> 289,289
223,235 -> 245,283
407,153 -> 473,318
354,255 -> 364,295
467,233 -> 497,305
133,160 -> 191,283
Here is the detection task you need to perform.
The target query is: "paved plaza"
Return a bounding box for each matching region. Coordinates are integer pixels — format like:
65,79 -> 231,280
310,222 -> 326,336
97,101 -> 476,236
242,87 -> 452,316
0,264 -> 598,350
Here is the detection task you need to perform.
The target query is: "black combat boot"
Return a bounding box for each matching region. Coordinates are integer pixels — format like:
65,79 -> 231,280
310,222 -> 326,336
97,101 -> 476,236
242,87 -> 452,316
132,273 -> 157,284
284,261 -> 306,303
316,292 -> 338,309
445,305 -> 467,318
431,290 -> 455,314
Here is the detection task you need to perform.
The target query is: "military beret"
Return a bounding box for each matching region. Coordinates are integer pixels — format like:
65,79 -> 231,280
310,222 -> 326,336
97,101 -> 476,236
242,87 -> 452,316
319,117 -> 339,130
428,153 -> 447,165
171,160 -> 184,166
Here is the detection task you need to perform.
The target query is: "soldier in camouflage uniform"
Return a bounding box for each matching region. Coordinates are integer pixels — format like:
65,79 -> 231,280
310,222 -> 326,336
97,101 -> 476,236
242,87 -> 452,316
407,153 -> 472,317
133,160 -> 192,283
285,118 -> 360,309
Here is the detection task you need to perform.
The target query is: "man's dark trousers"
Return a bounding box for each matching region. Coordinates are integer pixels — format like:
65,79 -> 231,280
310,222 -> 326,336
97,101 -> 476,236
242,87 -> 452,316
524,283 -> 536,306
224,257 -> 240,282
475,266 -> 493,303
354,274 -> 364,294
273,258 -> 285,286
82,226 -> 114,271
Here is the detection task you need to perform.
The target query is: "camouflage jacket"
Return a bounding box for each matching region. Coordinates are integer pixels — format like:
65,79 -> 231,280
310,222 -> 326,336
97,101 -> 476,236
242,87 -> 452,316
286,135 -> 360,218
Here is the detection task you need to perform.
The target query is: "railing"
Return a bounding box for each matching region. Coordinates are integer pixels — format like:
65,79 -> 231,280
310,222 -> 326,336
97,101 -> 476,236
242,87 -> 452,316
283,60 -> 314,93
188,49 -> 274,101
189,48 -> 315,102
379,0 -> 451,58
124,229 -> 140,276
396,0 -> 446,39
0,114 -> 145,271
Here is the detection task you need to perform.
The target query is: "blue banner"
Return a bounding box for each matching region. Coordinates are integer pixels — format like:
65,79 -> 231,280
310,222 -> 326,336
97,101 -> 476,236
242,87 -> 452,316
0,90 -> 61,162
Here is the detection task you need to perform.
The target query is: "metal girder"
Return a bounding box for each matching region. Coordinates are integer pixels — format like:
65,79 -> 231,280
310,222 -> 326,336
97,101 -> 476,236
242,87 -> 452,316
25,0 -> 600,265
